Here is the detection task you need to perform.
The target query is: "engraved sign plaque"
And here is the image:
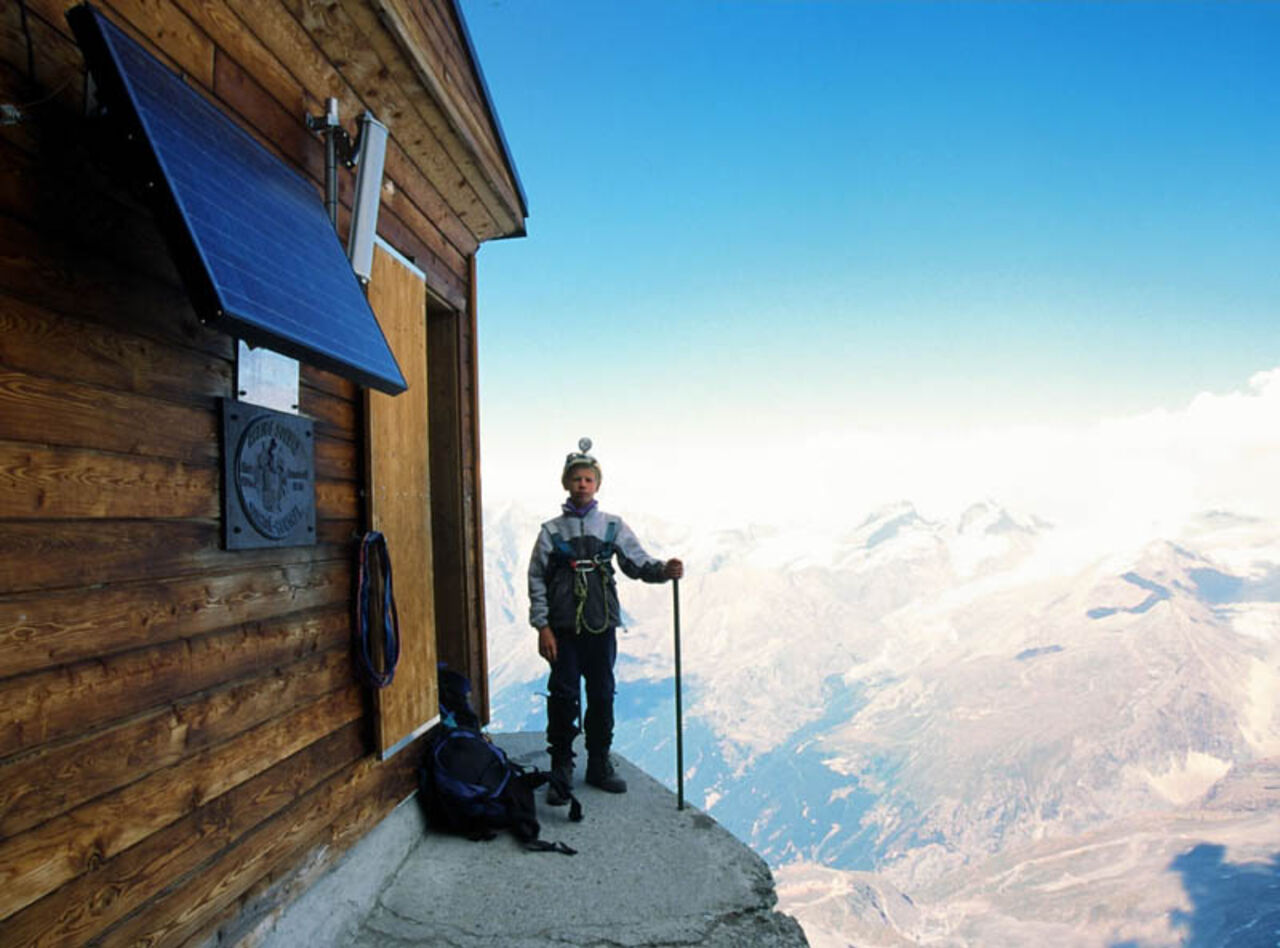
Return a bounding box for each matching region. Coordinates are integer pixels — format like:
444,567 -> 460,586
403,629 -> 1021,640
221,399 -> 316,550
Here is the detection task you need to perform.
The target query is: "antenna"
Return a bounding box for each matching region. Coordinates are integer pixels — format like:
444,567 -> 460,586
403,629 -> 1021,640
347,111 -> 388,285
306,103 -> 390,285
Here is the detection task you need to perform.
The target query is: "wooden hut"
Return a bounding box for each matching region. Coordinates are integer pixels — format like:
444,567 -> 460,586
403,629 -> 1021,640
0,0 -> 525,943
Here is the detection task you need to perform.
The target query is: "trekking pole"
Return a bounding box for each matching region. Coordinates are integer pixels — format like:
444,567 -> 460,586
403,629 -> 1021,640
672,577 -> 684,810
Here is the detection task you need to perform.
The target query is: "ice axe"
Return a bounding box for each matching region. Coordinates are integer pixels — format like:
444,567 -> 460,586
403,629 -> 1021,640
672,577 -> 685,810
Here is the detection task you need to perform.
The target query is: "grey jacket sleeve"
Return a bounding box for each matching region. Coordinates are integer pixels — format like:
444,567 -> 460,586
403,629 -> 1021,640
612,518 -> 667,583
528,526 -> 553,628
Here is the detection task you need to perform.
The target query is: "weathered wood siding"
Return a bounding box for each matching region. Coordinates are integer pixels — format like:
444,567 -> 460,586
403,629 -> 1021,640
365,244 -> 439,756
0,0 -> 517,943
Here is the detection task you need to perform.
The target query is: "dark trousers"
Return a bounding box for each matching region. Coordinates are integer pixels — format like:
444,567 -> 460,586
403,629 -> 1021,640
546,626 -> 617,763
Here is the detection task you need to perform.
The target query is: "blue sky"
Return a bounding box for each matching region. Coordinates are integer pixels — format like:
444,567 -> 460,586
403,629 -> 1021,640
460,1 -> 1279,523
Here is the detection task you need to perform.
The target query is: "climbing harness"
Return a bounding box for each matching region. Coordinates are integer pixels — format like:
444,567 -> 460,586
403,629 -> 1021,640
550,520 -> 619,635
356,531 -> 400,687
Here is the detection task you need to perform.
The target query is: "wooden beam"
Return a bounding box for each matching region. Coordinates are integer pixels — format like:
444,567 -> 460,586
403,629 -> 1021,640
0,294 -> 231,404
367,0 -> 522,225
0,605 -> 351,759
0,215 -> 226,364
0,442 -> 218,521
376,205 -> 468,311
0,723 -> 364,948
465,251 -> 489,719
0,687 -> 362,919
23,0 -> 214,87
0,7 -> 93,139
383,97 -> 479,258
96,749 -> 412,948
300,363 -> 358,402
425,301 -> 465,675
219,0 -> 499,247
300,386 -> 360,442
0,559 -> 350,683
0,371 -> 218,463
412,0 -> 494,146
288,0 -> 515,239
0,518 -> 356,596
0,648 -> 352,837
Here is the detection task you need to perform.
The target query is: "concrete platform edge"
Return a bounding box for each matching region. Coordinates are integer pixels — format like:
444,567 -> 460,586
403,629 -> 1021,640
238,733 -> 808,947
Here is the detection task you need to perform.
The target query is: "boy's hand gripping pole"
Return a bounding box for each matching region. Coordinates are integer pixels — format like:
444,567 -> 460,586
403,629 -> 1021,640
673,578 -> 684,810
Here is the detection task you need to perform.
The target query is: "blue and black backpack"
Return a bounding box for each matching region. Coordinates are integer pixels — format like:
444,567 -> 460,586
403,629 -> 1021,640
419,667 -> 582,853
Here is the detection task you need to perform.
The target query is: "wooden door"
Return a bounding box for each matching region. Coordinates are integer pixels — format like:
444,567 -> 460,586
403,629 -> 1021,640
365,241 -> 438,758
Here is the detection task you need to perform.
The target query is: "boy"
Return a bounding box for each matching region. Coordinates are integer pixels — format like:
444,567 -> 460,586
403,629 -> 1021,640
527,439 -> 683,803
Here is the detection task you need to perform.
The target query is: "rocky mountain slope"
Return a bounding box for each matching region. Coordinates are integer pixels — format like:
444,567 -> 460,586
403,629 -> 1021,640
484,499 -> 1280,945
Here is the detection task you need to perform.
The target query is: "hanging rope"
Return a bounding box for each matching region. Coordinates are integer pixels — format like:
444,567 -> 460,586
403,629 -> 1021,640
572,561 -> 614,636
551,520 -> 619,636
356,531 -> 400,688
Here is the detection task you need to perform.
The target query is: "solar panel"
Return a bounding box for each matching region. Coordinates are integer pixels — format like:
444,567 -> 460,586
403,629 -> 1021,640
67,4 -> 407,395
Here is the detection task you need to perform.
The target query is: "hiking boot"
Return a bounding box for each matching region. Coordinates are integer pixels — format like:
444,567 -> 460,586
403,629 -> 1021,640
585,754 -> 627,793
546,757 -> 573,807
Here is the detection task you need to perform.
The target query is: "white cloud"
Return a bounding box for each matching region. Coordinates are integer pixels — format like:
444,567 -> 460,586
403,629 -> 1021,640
482,367 -> 1280,546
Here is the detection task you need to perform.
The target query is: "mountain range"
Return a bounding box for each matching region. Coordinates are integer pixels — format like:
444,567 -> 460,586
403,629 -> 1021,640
483,498 -> 1280,946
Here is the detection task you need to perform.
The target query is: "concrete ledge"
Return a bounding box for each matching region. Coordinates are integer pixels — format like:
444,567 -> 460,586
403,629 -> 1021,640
254,733 -> 807,947
243,793 -> 427,948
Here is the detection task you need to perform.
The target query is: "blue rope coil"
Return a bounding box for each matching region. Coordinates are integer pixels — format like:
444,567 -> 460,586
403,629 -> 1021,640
356,531 -> 400,688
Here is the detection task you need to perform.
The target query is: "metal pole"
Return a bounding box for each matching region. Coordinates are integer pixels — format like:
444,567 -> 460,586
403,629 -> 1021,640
323,98 -> 339,228
673,577 -> 684,810
306,98 -> 341,231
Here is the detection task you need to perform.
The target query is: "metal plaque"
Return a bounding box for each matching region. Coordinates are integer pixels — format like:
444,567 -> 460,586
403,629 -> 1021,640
221,399 -> 316,550
236,340 -> 300,414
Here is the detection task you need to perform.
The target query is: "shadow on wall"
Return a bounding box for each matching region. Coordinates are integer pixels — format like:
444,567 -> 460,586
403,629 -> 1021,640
1111,843 -> 1280,948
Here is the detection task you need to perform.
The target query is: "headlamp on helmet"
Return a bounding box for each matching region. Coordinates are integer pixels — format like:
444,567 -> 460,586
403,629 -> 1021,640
561,436 -> 602,489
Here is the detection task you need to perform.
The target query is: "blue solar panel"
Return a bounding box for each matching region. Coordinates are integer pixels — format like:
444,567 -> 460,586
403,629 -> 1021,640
68,5 -> 407,395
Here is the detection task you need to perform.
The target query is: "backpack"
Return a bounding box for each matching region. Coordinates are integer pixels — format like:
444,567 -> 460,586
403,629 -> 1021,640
437,665 -> 481,731
419,667 -> 582,853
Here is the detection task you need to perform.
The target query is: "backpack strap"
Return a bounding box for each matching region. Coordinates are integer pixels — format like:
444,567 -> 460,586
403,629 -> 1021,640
524,839 -> 577,856
558,784 -> 584,823
522,773 -> 580,855
519,768 -> 584,824
548,530 -> 575,560
597,519 -> 619,561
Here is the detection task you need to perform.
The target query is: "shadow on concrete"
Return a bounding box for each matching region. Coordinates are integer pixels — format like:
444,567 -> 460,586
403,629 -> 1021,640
1112,843 -> 1280,947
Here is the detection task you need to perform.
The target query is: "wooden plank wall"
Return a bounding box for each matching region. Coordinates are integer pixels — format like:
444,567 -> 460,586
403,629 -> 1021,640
0,0 -> 502,944
369,0 -> 524,230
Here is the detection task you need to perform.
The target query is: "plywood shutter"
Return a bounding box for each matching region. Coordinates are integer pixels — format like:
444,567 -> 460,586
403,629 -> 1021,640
365,243 -> 438,758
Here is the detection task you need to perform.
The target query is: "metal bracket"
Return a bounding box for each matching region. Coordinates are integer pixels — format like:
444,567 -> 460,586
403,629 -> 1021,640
306,106 -> 356,167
